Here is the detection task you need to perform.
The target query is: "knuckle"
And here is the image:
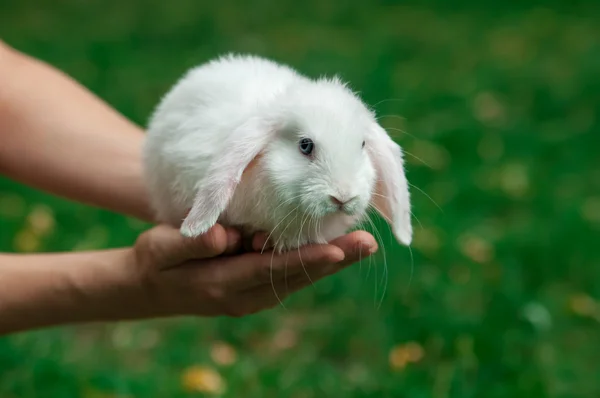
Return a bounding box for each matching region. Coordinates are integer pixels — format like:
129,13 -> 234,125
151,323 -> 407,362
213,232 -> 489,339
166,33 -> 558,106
146,237 -> 162,258
144,230 -> 164,252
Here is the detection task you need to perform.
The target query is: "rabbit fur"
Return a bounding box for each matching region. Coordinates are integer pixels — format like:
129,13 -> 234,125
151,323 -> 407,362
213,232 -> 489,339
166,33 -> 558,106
143,53 -> 413,252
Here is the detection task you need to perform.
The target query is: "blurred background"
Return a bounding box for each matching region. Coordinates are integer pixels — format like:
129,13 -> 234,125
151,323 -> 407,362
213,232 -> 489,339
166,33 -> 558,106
1,0 -> 599,397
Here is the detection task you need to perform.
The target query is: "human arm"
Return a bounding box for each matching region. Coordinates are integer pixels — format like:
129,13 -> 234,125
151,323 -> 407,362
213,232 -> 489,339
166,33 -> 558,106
0,40 -> 153,221
0,40 -> 380,335
0,224 -> 377,336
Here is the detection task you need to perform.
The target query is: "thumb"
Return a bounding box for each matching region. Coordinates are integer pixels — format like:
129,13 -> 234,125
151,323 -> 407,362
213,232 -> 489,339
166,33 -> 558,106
149,224 -> 240,269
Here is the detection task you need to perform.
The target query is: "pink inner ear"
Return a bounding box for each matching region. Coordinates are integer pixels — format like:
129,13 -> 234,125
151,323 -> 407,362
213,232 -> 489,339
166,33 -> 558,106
243,153 -> 263,175
181,117 -> 273,238
372,176 -> 393,224
365,124 -> 413,246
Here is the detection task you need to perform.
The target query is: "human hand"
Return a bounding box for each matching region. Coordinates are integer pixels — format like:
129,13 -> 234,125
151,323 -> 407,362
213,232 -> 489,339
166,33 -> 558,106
132,224 -> 378,318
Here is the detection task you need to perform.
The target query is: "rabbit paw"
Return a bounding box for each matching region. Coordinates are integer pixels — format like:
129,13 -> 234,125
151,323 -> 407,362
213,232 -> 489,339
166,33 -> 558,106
180,220 -> 213,238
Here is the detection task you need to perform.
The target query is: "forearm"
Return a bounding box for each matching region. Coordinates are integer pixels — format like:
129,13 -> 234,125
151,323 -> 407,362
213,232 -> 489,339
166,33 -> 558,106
0,250 -> 150,335
0,41 -> 154,222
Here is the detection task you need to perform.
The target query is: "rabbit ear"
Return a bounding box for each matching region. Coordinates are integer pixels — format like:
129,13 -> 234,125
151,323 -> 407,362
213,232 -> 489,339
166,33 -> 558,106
366,124 -> 413,246
180,117 -> 272,238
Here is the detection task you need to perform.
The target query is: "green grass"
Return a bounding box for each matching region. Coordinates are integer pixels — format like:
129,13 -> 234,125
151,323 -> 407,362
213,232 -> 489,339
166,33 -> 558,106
1,1 -> 600,397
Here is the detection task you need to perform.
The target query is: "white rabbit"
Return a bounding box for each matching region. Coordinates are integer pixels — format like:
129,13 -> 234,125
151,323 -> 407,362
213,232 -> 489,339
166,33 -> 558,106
143,53 -> 412,252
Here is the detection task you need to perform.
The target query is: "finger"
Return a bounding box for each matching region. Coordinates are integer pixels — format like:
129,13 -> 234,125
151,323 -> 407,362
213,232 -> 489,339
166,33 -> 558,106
329,230 -> 378,267
238,231 -> 270,253
222,243 -> 345,288
242,262 -> 352,311
155,224 -> 241,267
223,228 -> 243,254
251,230 -> 377,256
264,231 -> 378,286
243,231 -> 378,287
251,232 -> 273,252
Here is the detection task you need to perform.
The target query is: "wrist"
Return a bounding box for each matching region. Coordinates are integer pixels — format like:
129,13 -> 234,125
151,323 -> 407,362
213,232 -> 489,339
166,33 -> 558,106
64,248 -> 156,322
0,248 -> 155,335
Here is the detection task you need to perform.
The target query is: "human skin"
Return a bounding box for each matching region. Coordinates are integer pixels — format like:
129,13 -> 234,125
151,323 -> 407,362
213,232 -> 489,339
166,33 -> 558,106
0,40 -> 378,335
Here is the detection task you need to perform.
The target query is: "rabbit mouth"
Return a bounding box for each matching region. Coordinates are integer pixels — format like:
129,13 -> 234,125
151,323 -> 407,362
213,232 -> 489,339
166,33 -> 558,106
331,207 -> 357,217
327,202 -> 363,217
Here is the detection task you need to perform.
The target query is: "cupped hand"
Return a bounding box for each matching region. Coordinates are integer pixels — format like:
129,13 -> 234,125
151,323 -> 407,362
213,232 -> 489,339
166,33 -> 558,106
132,224 -> 377,318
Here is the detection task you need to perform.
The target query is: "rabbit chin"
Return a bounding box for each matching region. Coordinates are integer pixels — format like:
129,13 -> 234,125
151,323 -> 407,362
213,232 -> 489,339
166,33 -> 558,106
215,173 -> 366,253
219,204 -> 363,253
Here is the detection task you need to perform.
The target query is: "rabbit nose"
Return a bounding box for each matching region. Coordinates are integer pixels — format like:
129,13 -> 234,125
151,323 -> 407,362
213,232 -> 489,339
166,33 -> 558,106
329,195 -> 356,207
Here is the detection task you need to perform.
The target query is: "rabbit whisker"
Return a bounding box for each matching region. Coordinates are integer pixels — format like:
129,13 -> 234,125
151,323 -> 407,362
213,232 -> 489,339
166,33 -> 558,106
280,212 -> 300,297
407,244 -> 415,290
269,247 -> 285,309
367,202 -> 394,249
297,206 -> 315,288
408,182 -> 444,214
370,98 -> 406,109
366,206 -> 389,310
313,206 -> 326,259
370,189 -> 424,231
400,149 -> 433,169
380,125 -> 418,141
262,197 -> 303,254
269,209 -> 300,309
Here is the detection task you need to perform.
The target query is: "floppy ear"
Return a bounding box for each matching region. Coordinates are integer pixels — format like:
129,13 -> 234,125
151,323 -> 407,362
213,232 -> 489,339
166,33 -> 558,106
180,117 -> 272,238
366,124 -> 413,246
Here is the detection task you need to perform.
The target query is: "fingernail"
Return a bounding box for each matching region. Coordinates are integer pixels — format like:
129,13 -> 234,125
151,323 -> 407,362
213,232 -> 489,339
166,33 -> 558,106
352,241 -> 377,260
365,242 -> 378,254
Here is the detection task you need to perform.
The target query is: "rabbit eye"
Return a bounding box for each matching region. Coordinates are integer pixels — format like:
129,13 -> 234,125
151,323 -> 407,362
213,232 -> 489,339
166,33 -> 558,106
362,140 -> 365,148
299,138 -> 314,156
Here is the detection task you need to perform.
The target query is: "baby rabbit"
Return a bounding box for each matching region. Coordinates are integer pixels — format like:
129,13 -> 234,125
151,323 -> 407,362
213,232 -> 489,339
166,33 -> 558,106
143,54 -> 412,252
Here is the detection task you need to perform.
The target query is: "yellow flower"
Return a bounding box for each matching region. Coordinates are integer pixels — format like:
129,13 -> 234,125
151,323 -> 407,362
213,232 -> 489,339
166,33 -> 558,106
182,366 -> 225,395
389,341 -> 425,370
389,346 -> 410,370
404,342 -> 425,363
